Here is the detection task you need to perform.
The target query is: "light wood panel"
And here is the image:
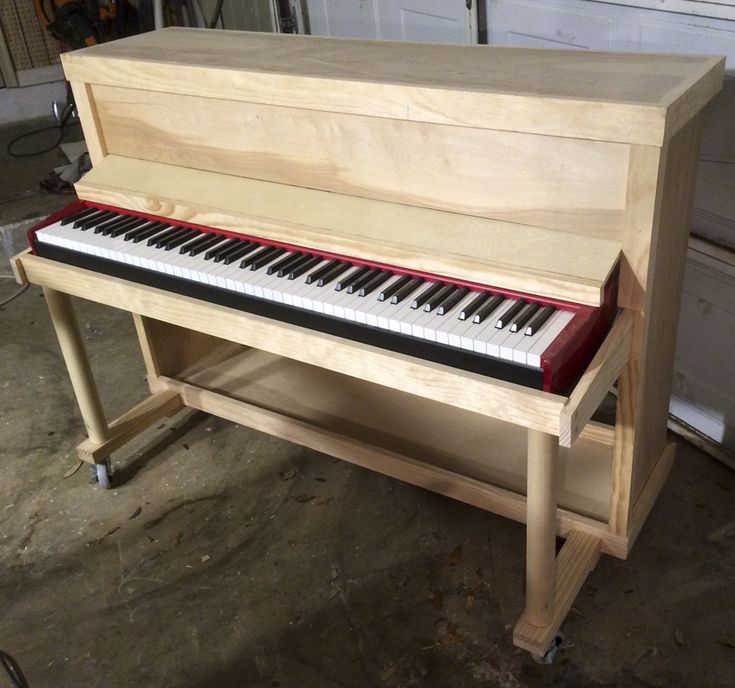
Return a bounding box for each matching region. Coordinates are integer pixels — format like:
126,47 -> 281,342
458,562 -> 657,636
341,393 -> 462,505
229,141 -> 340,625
92,84 -> 628,235
75,156 -> 621,306
132,315 -> 226,380
611,114 -> 705,534
60,28 -> 724,145
20,253 -> 569,434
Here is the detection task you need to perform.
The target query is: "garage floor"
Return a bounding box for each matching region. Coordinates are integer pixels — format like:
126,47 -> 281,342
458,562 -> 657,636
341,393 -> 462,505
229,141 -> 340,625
1,120 -> 734,688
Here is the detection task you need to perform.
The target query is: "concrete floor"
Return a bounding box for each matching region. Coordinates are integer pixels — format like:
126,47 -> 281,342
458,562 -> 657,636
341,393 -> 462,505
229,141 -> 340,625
1,121 -> 734,688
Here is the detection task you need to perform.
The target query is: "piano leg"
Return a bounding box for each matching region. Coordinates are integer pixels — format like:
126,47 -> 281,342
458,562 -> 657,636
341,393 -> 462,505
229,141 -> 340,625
43,287 -> 110,446
525,430 -> 558,628
514,429 -> 602,658
43,287 -> 184,482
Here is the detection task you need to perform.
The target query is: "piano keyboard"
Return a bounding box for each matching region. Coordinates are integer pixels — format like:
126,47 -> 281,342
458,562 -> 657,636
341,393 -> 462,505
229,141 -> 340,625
31,204 -> 598,391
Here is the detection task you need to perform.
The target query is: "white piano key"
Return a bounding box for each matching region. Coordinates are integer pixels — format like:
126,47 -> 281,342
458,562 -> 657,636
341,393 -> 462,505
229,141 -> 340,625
525,311 -> 575,368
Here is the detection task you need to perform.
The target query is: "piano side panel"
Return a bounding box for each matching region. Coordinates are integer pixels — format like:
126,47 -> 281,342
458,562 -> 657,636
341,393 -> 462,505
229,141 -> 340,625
610,113 -> 706,536
88,83 -> 629,239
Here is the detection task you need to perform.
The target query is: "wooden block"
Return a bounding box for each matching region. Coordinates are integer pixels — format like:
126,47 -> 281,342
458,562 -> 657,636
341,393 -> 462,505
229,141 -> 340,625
514,530 -> 601,655
76,389 -> 183,463
69,80 -> 107,166
559,310 -> 634,447
10,249 -> 30,285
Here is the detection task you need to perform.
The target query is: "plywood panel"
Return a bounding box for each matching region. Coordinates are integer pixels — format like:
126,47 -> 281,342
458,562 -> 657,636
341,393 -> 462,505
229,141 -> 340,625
92,84 -> 629,235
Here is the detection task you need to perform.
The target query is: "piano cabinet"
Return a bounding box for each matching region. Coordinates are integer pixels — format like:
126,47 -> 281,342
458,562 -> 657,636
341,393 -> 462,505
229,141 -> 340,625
12,28 -> 725,659
15,247 -> 657,657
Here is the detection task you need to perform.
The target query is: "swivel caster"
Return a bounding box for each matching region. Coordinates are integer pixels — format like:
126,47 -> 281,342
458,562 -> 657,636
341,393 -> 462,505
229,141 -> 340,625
89,460 -> 112,489
532,632 -> 566,665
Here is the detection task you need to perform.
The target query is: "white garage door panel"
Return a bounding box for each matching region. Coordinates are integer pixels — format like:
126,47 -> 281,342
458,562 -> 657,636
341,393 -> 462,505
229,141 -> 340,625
635,16 -> 735,62
307,0 -> 379,38
378,1 -> 472,43
489,0 -> 615,49
306,0 -> 473,43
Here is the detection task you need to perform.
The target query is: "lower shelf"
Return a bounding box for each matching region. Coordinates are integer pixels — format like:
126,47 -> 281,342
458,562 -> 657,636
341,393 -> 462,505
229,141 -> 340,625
154,345 -> 616,531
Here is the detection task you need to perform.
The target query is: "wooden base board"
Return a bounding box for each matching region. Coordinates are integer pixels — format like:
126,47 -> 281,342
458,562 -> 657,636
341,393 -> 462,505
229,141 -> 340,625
144,344 -> 631,558
513,530 -> 601,655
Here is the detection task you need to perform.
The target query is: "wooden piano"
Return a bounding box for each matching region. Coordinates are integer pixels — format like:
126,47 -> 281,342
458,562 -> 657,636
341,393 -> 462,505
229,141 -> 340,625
12,28 -> 724,657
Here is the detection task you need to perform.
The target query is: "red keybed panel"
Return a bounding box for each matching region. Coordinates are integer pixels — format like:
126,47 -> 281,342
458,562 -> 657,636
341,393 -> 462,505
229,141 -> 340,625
28,200 -> 618,393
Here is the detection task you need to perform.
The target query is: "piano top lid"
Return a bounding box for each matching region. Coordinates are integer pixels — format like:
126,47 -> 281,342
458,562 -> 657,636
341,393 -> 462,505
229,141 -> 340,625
60,27 -> 724,146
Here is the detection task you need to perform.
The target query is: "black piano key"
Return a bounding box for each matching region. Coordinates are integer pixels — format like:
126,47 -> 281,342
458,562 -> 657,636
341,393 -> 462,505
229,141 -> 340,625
335,266 -> 371,292
61,207 -> 99,225
165,230 -> 199,251
378,274 -> 411,302
472,294 -> 505,324
71,209 -> 108,229
159,227 -> 195,249
134,224 -> 170,244
358,271 -> 392,297
192,234 -> 229,257
110,218 -> 147,238
288,255 -> 322,280
211,238 -> 247,261
509,302 -> 541,333
158,227 -> 193,249
179,232 -> 214,254
124,221 -> 162,241
102,216 -> 140,236
460,291 -> 491,320
223,241 -> 257,264
148,226 -> 181,247
347,268 -> 382,294
306,259 -> 341,285
390,277 -> 423,304
423,283 -> 456,312
411,281 -> 444,310
206,238 -> 240,261
268,252 -> 304,276
495,300 -> 527,329
284,254 -> 322,278
77,210 -> 116,230
316,262 -> 351,287
525,305 -> 555,336
437,286 -> 469,315
240,245 -> 276,270
94,214 -> 131,234
249,246 -> 286,271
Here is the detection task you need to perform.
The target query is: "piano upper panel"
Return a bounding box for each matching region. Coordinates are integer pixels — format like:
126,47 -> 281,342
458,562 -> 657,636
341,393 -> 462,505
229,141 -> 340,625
60,27 -> 724,146
89,83 -> 630,237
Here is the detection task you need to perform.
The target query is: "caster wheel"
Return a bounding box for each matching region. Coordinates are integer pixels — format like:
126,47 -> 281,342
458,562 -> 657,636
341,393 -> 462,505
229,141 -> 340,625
90,461 -> 112,489
532,632 -> 565,665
